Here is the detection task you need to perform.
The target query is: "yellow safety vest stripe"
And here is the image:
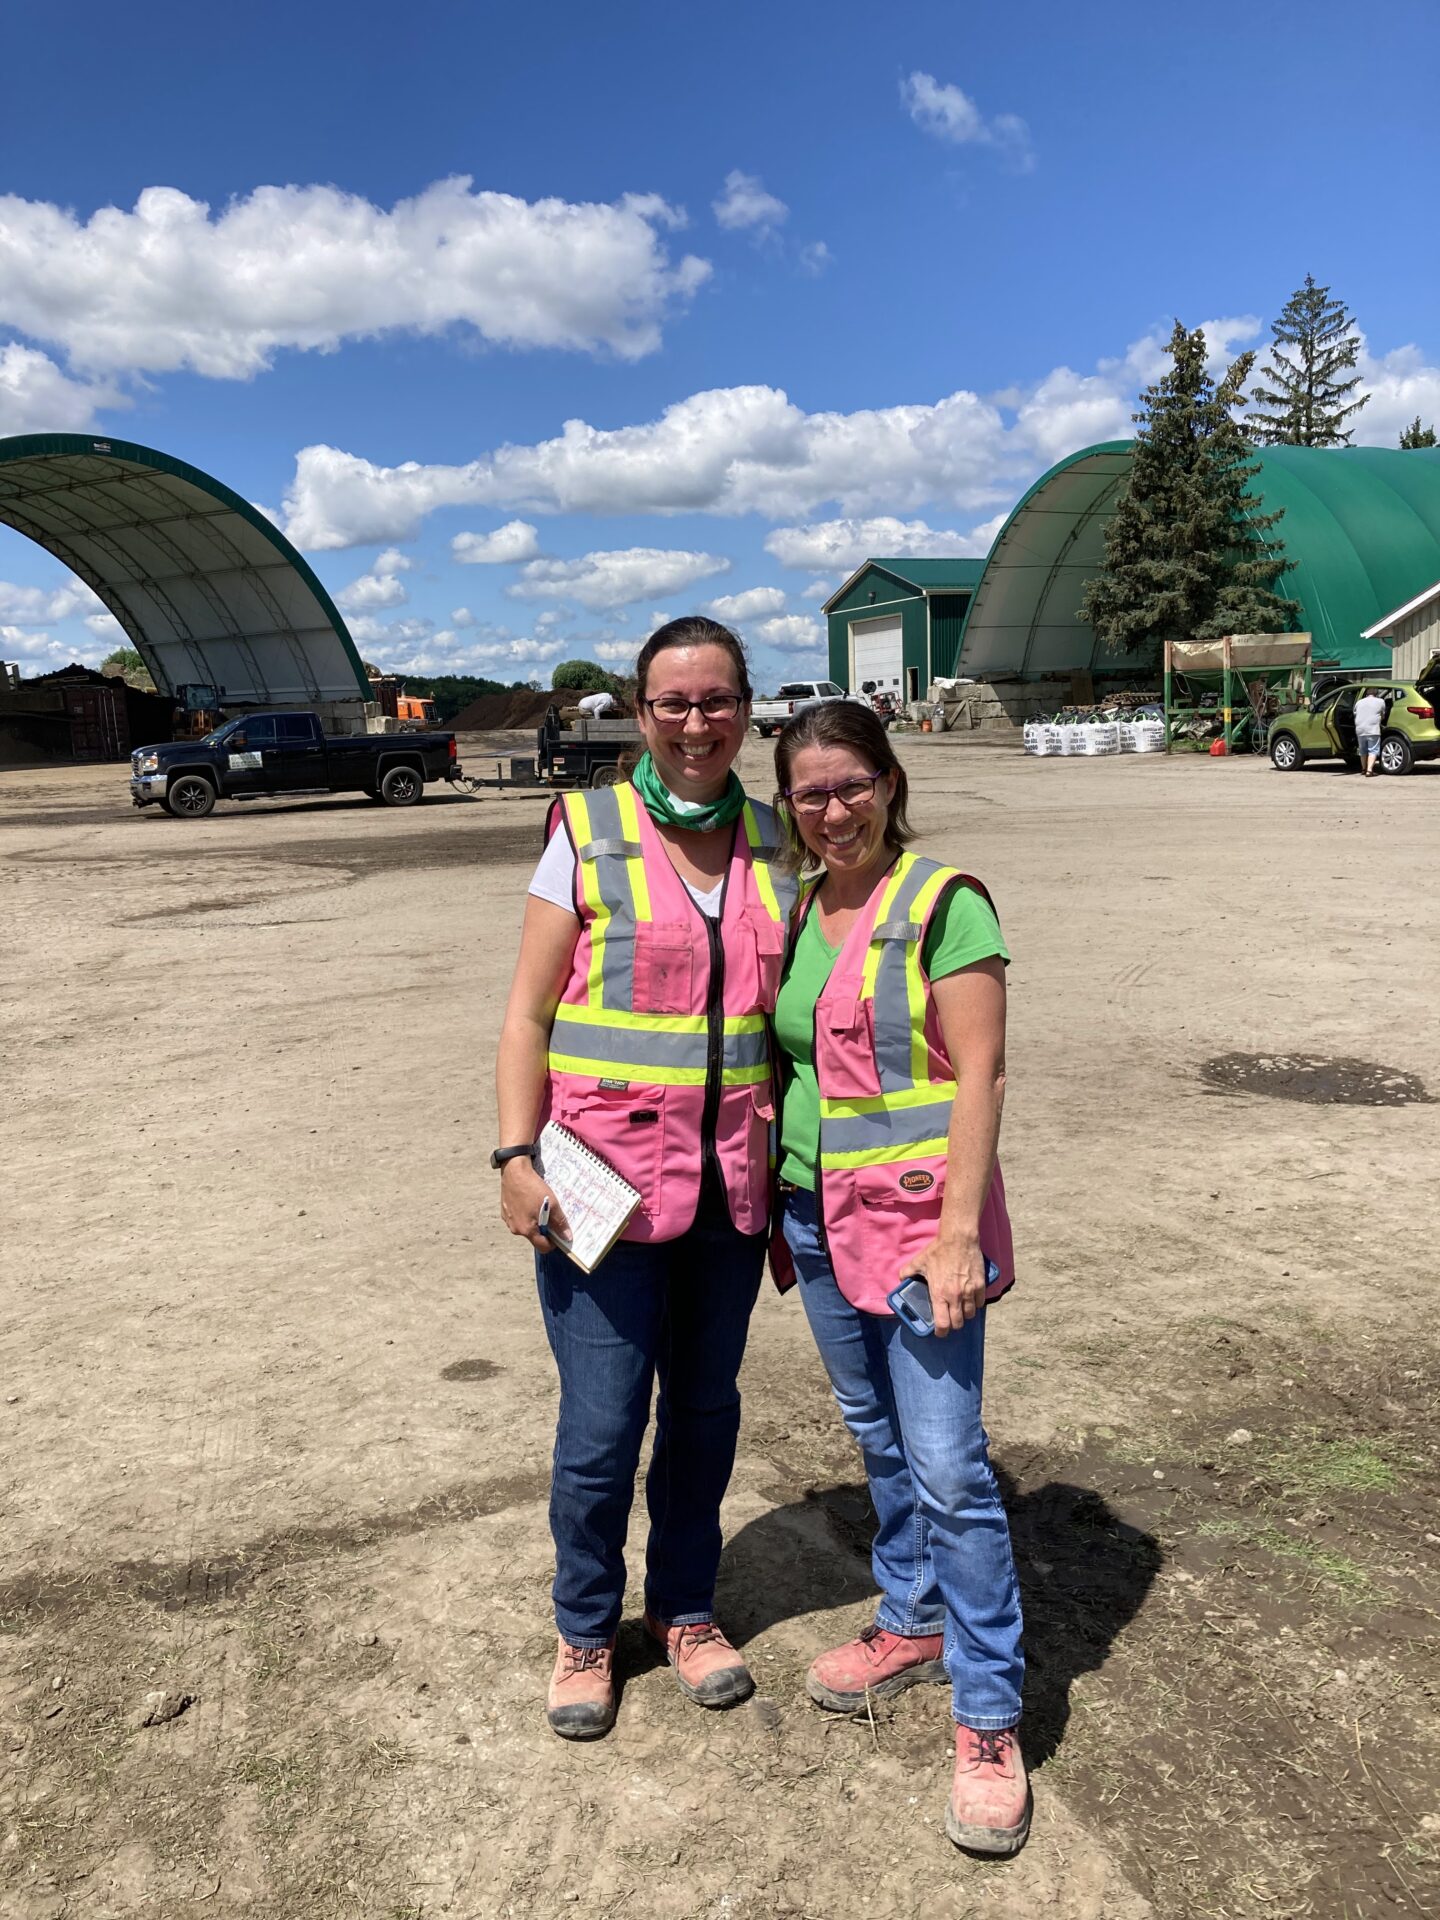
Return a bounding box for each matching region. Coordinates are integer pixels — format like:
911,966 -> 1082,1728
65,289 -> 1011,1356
548,1052 -> 770,1088
553,1004 -> 766,1036
820,1134 -> 950,1169
742,800 -> 783,922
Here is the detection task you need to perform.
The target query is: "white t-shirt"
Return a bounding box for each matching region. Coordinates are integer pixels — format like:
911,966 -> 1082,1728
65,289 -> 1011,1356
528,827 -> 723,918
1354,693 -> 1387,739
576,691 -> 618,717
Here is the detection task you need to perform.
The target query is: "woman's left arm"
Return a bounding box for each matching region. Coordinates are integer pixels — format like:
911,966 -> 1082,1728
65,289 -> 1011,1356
904,956 -> 1007,1338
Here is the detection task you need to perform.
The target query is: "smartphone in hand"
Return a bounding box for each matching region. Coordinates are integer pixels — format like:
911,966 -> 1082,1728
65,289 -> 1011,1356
887,1260 -> 1002,1336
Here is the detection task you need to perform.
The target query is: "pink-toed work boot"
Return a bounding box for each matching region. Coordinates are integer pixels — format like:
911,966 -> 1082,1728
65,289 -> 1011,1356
546,1636 -> 616,1740
946,1723 -> 1031,1856
642,1614 -> 754,1708
805,1623 -> 946,1711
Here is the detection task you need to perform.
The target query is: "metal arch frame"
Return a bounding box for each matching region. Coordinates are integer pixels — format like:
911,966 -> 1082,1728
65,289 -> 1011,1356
0,432 -> 369,702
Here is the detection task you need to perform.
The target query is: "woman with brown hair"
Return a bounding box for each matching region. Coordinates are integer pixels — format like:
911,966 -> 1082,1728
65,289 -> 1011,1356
494,617 -> 796,1740
769,700 -> 1028,1857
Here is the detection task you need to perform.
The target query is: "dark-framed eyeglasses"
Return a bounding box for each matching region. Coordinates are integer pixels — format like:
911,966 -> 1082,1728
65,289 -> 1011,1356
643,693 -> 744,724
783,770 -> 886,816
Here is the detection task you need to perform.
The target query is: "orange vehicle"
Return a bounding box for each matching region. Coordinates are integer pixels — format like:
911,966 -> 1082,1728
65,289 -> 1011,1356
396,693 -> 438,729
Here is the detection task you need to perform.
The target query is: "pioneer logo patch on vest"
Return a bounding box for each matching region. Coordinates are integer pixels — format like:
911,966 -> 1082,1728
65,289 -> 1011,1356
898,1169 -> 935,1193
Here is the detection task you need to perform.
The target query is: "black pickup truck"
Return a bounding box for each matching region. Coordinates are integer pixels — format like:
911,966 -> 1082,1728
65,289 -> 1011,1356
129,710 -> 460,818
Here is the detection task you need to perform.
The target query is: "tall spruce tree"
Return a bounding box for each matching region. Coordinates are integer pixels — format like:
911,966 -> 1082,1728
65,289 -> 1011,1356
1400,416 -> 1438,449
1245,275 -> 1368,445
1081,323 -> 1298,652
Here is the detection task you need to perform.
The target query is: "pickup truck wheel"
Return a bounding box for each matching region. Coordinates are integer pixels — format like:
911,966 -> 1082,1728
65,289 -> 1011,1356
379,764 -> 423,806
168,774 -> 216,818
589,763 -> 622,789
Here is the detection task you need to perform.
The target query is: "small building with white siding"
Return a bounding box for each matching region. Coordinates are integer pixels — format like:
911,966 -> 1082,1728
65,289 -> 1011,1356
1361,580 -> 1440,682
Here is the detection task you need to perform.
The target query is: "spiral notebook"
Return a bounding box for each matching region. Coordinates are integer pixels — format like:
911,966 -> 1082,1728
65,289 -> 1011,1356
534,1121 -> 642,1272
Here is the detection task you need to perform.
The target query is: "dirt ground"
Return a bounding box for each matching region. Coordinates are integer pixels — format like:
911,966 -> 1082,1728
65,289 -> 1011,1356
2,732 -> 1437,1920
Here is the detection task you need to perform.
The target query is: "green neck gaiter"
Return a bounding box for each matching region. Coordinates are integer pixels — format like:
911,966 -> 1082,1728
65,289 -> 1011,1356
631,750 -> 746,832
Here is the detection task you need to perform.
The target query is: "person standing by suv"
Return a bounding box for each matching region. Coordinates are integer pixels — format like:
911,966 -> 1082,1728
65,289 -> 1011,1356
1355,687 -> 1387,776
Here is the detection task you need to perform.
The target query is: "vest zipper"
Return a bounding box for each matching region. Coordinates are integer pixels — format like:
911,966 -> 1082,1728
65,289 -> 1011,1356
700,910 -> 725,1190
810,996 -> 828,1252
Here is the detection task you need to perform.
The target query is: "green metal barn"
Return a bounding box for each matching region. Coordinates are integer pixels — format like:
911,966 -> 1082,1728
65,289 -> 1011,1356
823,558 -> 984,701
956,441 -> 1440,678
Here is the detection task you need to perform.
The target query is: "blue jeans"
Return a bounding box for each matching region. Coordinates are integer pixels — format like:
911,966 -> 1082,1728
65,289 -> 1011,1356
536,1195 -> 765,1646
781,1188 -> 1024,1728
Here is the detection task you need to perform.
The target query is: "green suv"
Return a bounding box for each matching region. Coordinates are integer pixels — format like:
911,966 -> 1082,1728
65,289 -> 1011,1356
1268,657 -> 1440,774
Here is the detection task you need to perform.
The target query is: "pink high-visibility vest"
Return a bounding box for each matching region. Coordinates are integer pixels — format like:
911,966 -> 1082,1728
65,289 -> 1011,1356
779,851 -> 1015,1316
541,781 -> 797,1242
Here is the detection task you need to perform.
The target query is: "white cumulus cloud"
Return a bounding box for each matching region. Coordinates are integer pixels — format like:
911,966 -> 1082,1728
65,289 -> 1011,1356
335,547 -> 413,612
0,343 -> 118,433
901,72 -> 1035,171
506,547 -> 730,612
764,516 -> 978,572
756,613 -> 825,655
0,179 -> 710,378
0,577 -> 101,624
706,586 -> 788,622
451,520 -> 541,564
278,316 -> 1440,554
713,171 -> 789,233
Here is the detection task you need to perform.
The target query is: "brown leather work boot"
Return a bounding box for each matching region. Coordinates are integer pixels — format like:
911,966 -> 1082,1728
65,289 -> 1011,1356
642,1613 -> 754,1708
946,1723 -> 1031,1856
806,1623 -> 946,1711
546,1636 -> 616,1740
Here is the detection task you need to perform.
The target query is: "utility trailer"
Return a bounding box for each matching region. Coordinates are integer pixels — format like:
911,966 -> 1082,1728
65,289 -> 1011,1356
459,705 -> 641,792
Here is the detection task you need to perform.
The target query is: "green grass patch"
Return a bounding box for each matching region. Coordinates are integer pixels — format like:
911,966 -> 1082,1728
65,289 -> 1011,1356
1195,1517 -> 1375,1597
1253,1434 -> 1398,1496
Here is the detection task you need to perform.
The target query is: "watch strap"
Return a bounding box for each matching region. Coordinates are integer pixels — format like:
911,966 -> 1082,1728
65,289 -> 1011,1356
490,1142 -> 537,1170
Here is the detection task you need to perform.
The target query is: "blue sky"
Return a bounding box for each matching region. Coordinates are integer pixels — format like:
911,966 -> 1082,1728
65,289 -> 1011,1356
3,0 -> 1438,686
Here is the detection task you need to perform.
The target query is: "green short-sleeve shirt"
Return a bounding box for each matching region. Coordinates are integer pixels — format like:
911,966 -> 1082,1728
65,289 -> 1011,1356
773,880 -> 1008,1191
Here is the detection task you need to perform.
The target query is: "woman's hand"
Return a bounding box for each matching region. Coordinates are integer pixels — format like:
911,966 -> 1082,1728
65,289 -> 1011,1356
500,1157 -> 571,1252
905,1231 -> 988,1338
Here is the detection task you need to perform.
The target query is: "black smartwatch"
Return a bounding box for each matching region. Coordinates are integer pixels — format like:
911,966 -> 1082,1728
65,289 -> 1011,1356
490,1143 -> 537,1170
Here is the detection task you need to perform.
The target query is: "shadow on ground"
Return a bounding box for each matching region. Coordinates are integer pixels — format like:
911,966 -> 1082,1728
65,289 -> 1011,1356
718,1465 -> 1161,1769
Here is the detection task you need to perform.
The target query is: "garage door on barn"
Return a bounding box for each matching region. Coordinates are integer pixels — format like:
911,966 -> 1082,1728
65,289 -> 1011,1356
850,616 -> 903,695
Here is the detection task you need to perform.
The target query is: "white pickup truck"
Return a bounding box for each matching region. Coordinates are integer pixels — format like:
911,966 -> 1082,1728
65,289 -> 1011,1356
750,679 -> 855,738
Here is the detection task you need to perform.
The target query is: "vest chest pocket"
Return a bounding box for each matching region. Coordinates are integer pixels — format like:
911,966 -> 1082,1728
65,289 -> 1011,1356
815,994 -> 883,1099
633,921 -> 695,1014
750,915 -> 785,1010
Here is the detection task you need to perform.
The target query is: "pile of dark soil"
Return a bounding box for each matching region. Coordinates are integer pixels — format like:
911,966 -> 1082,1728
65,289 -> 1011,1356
449,689 -> 556,730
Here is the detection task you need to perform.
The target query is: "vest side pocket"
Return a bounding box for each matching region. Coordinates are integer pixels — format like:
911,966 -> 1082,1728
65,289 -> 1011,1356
554,1085 -> 667,1224
633,921 -> 695,1015
814,995 -> 883,1099
713,1084 -> 774,1235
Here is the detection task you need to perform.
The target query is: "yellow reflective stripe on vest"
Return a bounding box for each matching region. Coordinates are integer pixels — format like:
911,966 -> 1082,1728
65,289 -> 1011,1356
549,1002 -> 768,1085
742,800 -> 782,922
859,856 -> 913,1000
905,865 -> 957,1084
563,791 -> 609,1007
614,783 -> 652,924
819,1082 -> 954,1118
553,1004 -> 766,1037
821,1090 -> 960,1159
820,1135 -> 950,1169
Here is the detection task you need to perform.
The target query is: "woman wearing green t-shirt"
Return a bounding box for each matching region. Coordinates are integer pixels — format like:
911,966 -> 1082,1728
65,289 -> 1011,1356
770,701 -> 1028,1859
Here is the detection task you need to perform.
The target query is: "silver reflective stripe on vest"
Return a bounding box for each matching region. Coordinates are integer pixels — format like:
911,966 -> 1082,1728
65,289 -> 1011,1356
571,787 -> 641,1009
578,837 -> 642,861
818,1090 -> 954,1159
869,857 -> 948,1091
872,920 -> 922,943
550,1007 -> 768,1078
